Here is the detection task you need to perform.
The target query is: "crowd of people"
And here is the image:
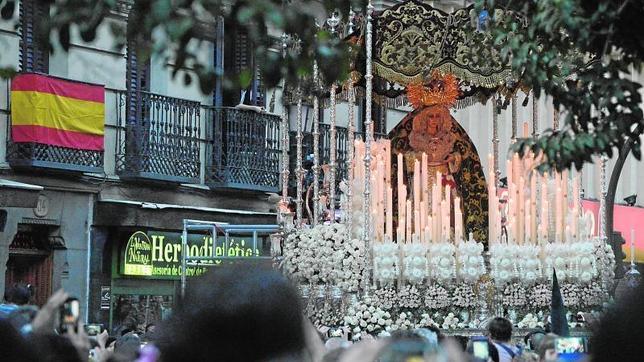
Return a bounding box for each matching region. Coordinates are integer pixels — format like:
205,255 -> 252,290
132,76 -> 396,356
0,263 -> 641,362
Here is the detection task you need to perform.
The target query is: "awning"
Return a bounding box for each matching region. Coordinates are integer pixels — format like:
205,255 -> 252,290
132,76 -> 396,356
95,198 -> 277,230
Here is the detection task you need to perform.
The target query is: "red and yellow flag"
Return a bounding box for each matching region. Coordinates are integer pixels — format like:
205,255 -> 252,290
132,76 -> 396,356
11,73 -> 105,151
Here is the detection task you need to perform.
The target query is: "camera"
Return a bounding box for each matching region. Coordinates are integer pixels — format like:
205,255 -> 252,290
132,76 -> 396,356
59,297 -> 80,333
555,337 -> 587,361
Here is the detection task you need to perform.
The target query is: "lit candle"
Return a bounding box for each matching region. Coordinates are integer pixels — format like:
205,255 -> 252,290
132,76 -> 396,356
506,159 -> 512,190
530,173 -> 537,244
488,153 -> 495,189
398,153 -> 404,230
420,200 -> 427,242
562,171 -> 569,242
555,185 -> 562,242
406,200 -> 412,243
422,152 -> 429,201
386,186 -> 393,241
384,140 -> 391,185
631,228 -> 636,264
414,210 -> 420,239
519,176 -> 525,244
455,197 -> 462,242
414,159 -> 421,222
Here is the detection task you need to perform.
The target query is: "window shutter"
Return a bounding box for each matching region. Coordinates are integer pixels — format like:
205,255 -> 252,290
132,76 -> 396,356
125,15 -> 151,125
233,28 -> 264,106
19,0 -> 49,73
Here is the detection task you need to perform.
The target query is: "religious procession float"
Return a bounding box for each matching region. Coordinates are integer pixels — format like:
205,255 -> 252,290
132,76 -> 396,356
273,0 -> 616,341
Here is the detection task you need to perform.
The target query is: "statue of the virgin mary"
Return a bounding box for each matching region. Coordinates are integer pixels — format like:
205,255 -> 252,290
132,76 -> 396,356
390,72 -> 489,243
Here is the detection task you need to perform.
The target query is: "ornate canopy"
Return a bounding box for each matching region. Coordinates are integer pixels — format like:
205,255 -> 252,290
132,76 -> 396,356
373,1 -> 520,88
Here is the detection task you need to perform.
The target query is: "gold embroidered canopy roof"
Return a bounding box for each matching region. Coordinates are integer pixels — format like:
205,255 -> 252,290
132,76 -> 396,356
372,0 -> 523,88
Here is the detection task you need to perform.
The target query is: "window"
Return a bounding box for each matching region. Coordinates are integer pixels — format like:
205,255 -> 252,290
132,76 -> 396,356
223,24 -> 264,107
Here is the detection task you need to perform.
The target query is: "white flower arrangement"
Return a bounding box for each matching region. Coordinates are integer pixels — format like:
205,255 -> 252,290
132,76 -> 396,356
307,301 -> 342,329
282,224 -> 366,292
515,244 -> 543,286
578,281 -> 606,308
544,242 -> 598,284
424,284 -> 450,310
490,243 -> 519,286
372,287 -> 398,310
560,283 -> 580,308
402,243 -> 429,285
393,311 -> 414,331
335,236 -> 367,292
501,283 -> 527,308
517,313 -> 544,329
597,241 -> 616,290
441,312 -> 462,329
398,285 -> 422,309
527,283 -> 551,309
451,284 -> 478,309
456,239 -> 486,283
373,242 -> 400,286
428,243 -> 456,283
343,297 -> 391,341
415,313 -> 438,329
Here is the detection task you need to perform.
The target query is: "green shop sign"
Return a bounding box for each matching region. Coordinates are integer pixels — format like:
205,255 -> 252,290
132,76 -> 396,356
121,230 -> 262,279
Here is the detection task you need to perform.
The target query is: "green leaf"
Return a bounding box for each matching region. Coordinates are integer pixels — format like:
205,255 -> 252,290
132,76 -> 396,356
152,0 -> 172,20
239,69 -> 252,88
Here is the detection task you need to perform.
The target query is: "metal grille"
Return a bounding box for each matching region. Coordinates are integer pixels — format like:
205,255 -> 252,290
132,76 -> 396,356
115,90 -> 202,183
206,107 -> 281,192
7,142 -> 103,172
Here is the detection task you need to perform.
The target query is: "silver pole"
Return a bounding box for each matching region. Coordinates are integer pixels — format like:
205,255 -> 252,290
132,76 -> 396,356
280,33 -> 290,206
511,93 -> 518,140
492,98 -> 500,187
599,155 -> 608,240
329,83 -> 337,223
364,1 -> 374,287
296,87 -> 304,225
347,82 -> 356,232
312,62 -> 320,225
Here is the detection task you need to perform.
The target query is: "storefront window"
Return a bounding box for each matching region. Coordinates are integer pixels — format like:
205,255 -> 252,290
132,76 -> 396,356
111,294 -> 172,335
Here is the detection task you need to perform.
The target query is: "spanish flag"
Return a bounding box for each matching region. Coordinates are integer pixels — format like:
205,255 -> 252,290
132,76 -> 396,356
11,73 -> 105,151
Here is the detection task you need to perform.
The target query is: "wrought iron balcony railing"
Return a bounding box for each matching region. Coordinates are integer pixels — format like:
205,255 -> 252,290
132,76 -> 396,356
206,107 -> 281,193
114,90 -> 202,183
4,79 -> 104,173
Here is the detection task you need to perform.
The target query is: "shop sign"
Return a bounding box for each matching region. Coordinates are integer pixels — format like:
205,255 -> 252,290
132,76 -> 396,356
100,286 -> 111,310
121,230 -> 262,279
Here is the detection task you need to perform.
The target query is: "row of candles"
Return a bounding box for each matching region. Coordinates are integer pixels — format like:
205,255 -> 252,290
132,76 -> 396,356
488,126 -> 584,244
353,139 -> 465,243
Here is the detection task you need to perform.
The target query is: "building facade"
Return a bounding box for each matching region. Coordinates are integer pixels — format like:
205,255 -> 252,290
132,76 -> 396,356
0,0 -> 281,331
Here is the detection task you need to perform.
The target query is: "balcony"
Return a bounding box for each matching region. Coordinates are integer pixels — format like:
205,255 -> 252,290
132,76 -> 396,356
4,79 -> 104,174
114,91 -> 201,184
6,142 -> 104,173
206,107 -> 281,193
